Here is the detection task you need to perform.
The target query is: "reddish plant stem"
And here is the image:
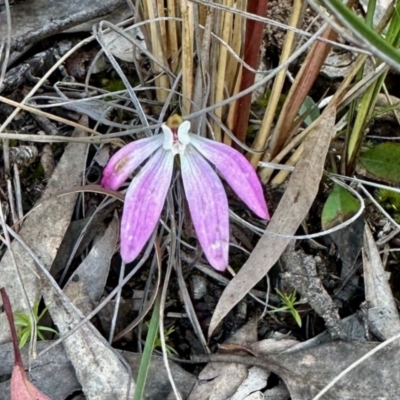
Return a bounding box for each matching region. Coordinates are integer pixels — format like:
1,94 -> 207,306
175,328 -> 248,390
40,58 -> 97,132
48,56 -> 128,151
0,287 -> 23,367
232,0 -> 268,147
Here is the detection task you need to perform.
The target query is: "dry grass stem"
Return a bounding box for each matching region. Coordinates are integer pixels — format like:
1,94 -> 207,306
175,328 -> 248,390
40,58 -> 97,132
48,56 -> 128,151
250,0 -> 304,167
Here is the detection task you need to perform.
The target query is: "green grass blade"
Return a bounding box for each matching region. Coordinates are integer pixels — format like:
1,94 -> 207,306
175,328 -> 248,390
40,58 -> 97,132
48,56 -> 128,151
37,326 -> 58,334
133,294 -> 161,400
319,0 -> 400,71
365,0 -> 376,28
19,330 -> 30,349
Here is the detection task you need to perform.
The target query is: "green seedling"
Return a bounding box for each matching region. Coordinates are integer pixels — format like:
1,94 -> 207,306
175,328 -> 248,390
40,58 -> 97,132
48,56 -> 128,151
271,289 -> 303,327
376,188 -> 400,223
14,302 -> 58,348
148,323 -> 178,356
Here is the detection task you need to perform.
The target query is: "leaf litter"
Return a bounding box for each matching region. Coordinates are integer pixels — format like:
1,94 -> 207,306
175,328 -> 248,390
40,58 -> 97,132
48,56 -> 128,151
2,1 -> 400,399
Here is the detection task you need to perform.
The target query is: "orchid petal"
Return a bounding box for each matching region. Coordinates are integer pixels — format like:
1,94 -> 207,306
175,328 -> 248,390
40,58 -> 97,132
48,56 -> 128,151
190,135 -> 269,220
180,146 -> 229,271
120,148 -> 174,263
161,124 -> 174,150
177,121 -> 191,145
101,135 -> 163,190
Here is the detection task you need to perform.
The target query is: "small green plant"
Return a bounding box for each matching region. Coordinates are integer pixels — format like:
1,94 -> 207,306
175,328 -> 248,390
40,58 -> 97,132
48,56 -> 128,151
271,289 -> 303,327
150,324 -> 178,356
376,188 -> 400,223
14,302 -> 58,348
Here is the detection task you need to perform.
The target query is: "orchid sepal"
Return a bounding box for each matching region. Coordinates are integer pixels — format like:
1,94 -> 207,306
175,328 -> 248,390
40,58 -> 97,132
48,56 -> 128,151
180,146 -> 229,271
189,134 -> 269,220
120,148 -> 174,263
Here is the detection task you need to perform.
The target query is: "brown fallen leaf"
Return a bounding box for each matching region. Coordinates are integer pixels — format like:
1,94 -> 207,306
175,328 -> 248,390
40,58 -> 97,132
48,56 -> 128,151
0,287 -> 51,400
209,106 -> 336,337
193,340 -> 400,399
363,223 -> 400,339
189,318 -> 258,400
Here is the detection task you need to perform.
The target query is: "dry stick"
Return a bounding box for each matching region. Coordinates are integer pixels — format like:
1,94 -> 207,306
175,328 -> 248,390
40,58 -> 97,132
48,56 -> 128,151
0,0 -> 13,241
0,0 -> 12,88
180,0 -> 194,116
167,0 -> 179,73
145,0 -> 170,102
0,96 -> 99,136
225,0 -> 245,96
191,1 -> 213,132
250,0 -> 304,167
6,179 -> 17,226
232,0 -> 268,145
7,0 -> 125,53
13,164 -> 23,224
213,0 -> 234,142
224,0 -> 245,146
272,142 -> 304,185
225,65 -> 243,146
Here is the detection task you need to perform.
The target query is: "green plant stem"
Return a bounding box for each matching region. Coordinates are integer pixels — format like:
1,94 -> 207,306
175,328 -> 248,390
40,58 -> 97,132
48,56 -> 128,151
134,294 -> 161,400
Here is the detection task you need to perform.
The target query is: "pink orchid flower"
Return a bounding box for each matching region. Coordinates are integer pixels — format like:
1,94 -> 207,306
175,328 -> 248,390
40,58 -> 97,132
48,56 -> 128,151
102,115 -> 269,271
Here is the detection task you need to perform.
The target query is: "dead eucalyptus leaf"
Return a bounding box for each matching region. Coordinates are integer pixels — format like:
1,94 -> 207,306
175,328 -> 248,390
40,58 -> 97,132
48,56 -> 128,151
42,284 -> 135,399
64,215 -> 119,311
208,107 -> 336,337
42,216 -> 134,399
363,224 -> 400,339
189,319 -> 258,400
196,340 -> 400,399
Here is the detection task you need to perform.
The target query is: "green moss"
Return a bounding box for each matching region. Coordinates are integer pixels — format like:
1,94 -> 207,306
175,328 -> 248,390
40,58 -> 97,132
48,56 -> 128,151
101,78 -> 126,93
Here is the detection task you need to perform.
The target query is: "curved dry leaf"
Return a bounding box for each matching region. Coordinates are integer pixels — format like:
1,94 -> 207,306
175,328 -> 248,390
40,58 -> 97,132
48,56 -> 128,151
208,107 -> 336,337
42,217 -> 134,399
363,223 -> 400,339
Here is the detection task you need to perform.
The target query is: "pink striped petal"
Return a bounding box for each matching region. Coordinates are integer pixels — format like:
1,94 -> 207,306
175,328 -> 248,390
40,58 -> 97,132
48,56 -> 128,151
190,135 -> 269,220
180,147 -> 229,271
121,148 -> 174,263
101,135 -> 163,190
